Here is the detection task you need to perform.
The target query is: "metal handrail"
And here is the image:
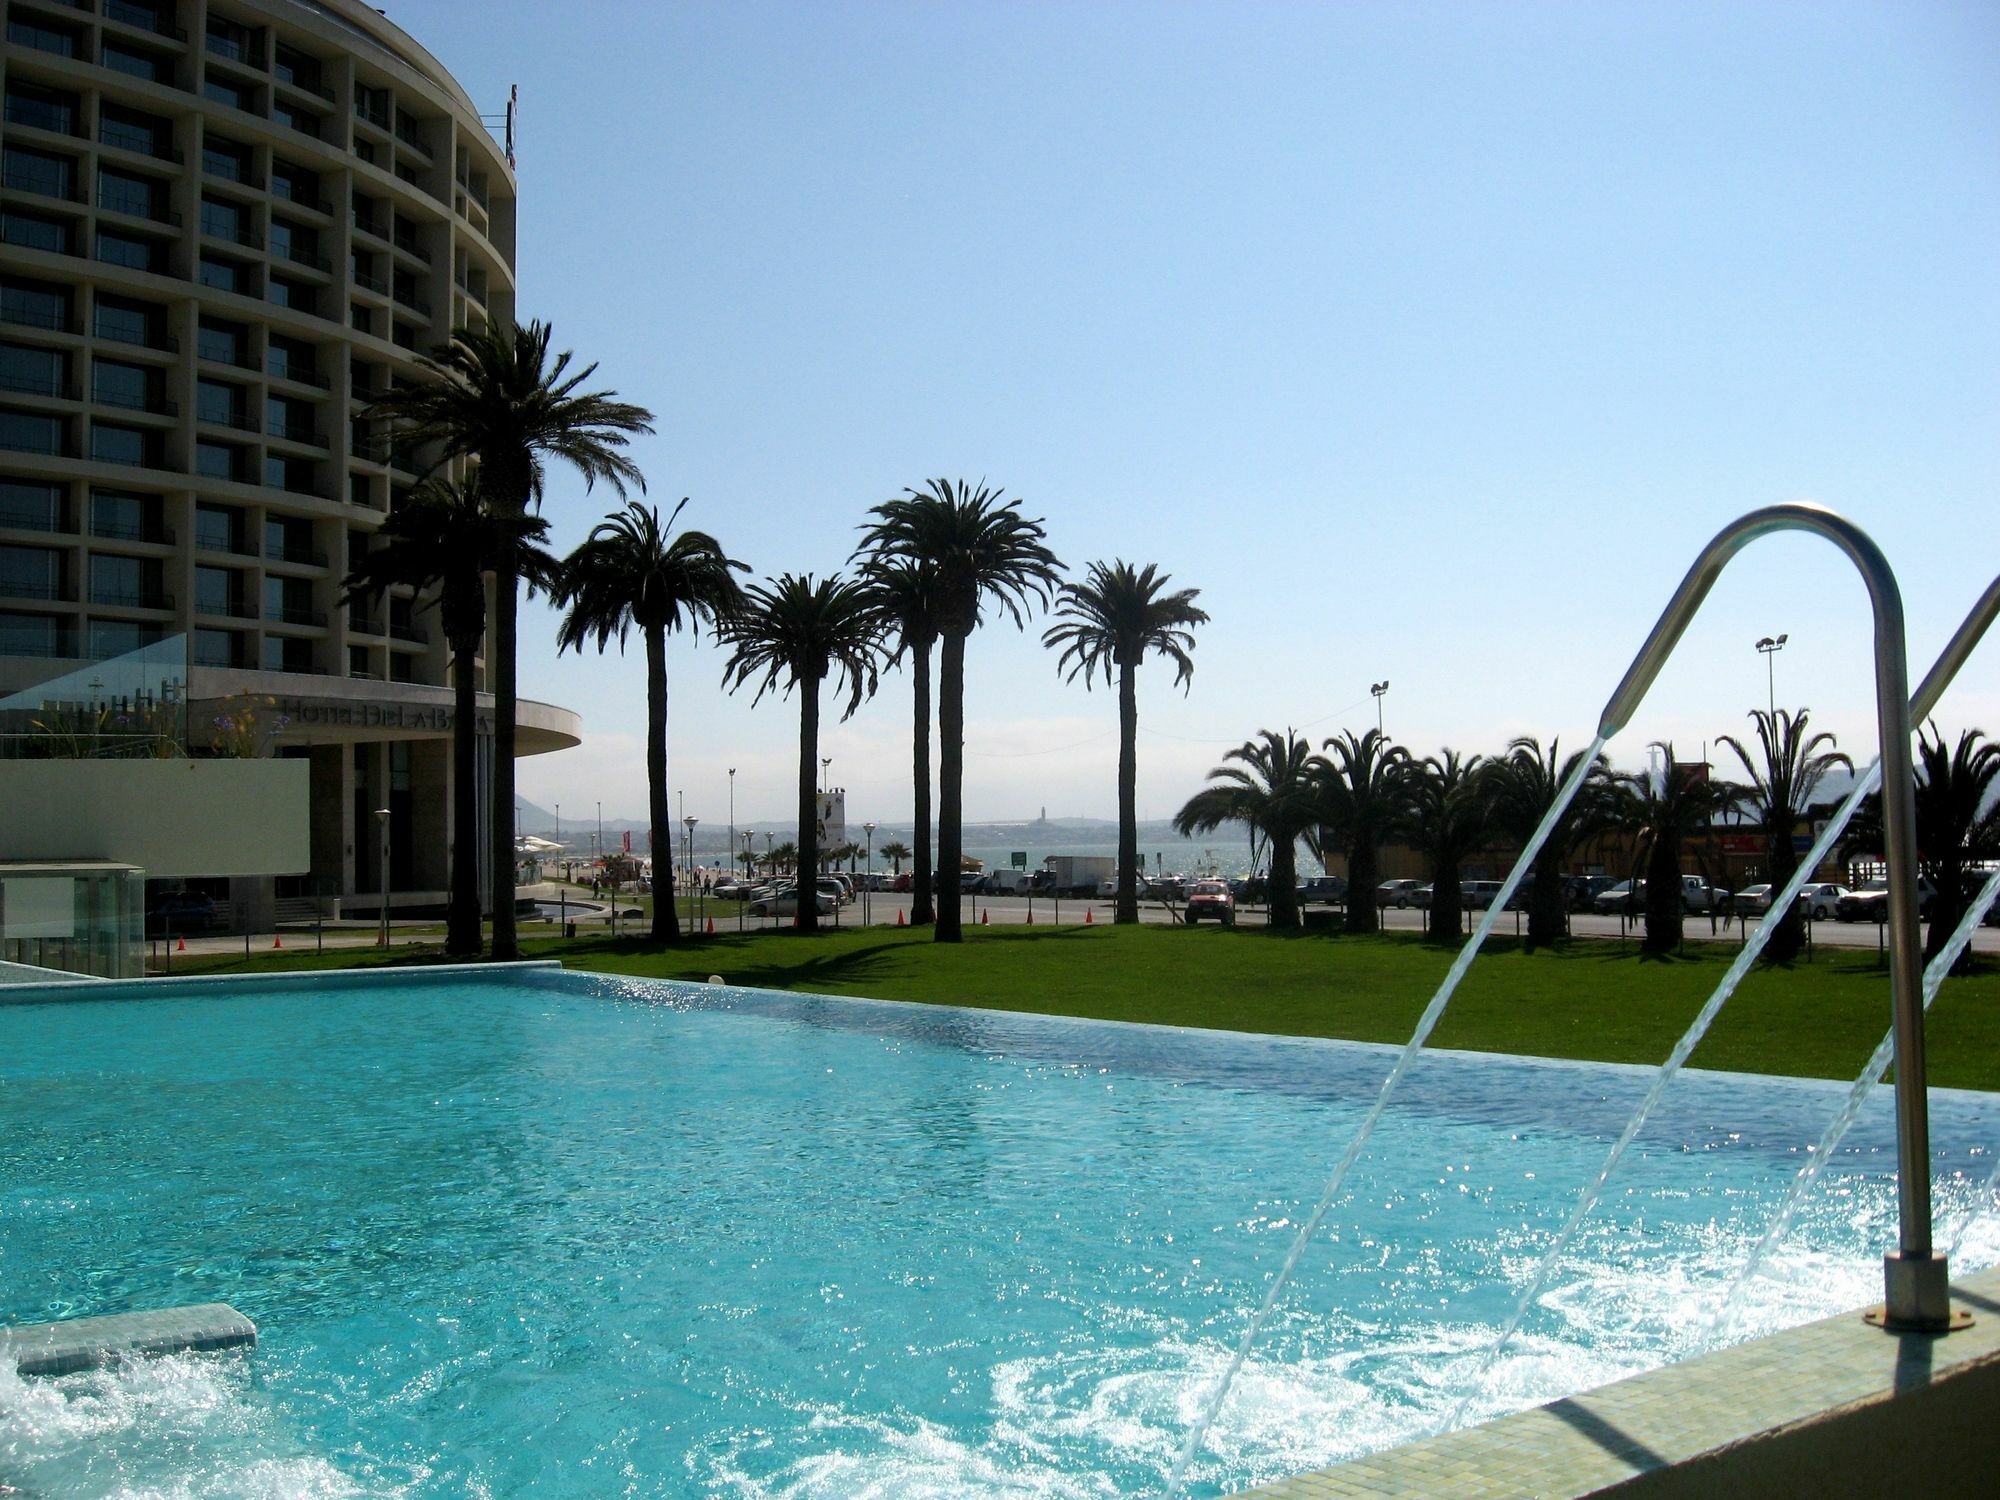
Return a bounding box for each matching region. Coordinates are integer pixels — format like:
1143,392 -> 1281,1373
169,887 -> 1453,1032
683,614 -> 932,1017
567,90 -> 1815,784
1595,501 -> 1946,1330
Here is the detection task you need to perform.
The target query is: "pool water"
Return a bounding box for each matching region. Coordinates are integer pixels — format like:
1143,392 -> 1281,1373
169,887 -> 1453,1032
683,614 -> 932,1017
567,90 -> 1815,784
2,969 -> 1997,1498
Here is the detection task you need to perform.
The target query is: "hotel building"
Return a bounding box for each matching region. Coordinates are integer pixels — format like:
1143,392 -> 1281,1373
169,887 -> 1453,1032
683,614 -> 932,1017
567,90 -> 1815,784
0,0 -> 579,924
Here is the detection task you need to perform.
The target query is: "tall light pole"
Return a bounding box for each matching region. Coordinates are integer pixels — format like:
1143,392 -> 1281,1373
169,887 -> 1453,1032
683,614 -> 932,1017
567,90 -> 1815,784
1370,680 -> 1389,738
863,820 -> 876,926
727,767 -> 736,906
596,800 -> 603,872
820,756 -> 831,794
375,807 -> 391,949
684,815 -> 699,926
1755,634 -> 1787,720
740,831 -> 754,931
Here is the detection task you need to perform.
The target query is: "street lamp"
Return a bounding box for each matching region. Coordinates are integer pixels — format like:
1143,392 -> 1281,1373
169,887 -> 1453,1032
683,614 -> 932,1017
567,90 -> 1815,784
596,800 -> 603,873
375,807 -> 391,949
820,757 -> 831,794
1370,680 -> 1390,737
684,814 -> 699,925
727,767 -> 736,909
1755,634 -> 1788,720
740,830 -> 755,931
863,820 -> 876,926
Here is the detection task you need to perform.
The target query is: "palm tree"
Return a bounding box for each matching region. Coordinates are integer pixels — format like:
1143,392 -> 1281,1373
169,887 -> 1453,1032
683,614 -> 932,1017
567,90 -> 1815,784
1912,726 -> 2000,966
1718,708 -> 1851,963
1401,750 -> 1489,943
716,575 -> 885,932
342,477 -> 556,958
855,480 -> 1062,942
1316,728 -> 1411,933
1043,560 -> 1208,924
1478,736 -> 1620,952
367,319 -> 655,960
554,497 -> 747,943
1173,730 -> 1320,928
1614,746 -> 1739,956
880,840 -> 912,876
856,556 -> 940,926
769,841 -> 798,877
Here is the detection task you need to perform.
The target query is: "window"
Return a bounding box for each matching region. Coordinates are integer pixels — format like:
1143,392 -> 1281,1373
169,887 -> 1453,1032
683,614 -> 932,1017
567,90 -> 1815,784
93,295 -> 163,347
203,76 -> 256,113
91,422 -> 158,467
0,610 -> 68,657
98,105 -> 168,159
272,103 -> 319,139
353,138 -> 378,166
95,229 -> 163,273
92,489 -> 160,541
264,453 -> 316,493
266,395 -> 316,444
0,544 -> 63,600
91,359 -> 156,410
194,566 -> 241,617
90,619 -> 161,658
3,146 -> 76,200
265,574 -> 315,623
198,256 -> 247,294
2,211 -> 73,255
205,16 -> 254,63
103,0 -> 167,35
193,628 -> 243,667
4,84 -> 77,136
349,303 -> 373,335
99,41 -> 173,84
268,277 -> 314,315
195,503 -> 243,554
7,18 -> 80,58
265,515 -> 316,562
196,441 -> 245,482
200,195 -> 250,245
270,159 -> 321,209
274,46 -> 323,95
198,318 -> 249,367
96,167 -> 164,220
196,379 -> 246,427
269,219 -> 318,267
262,635 -> 313,672
0,480 -> 65,532
266,335 -> 318,385
347,644 -> 371,677
0,345 -> 66,398
348,473 -> 374,508
0,410 -> 64,455
354,83 -> 390,128
90,553 -> 159,608
201,135 -> 252,184
389,652 -> 416,683
1,281 -> 71,332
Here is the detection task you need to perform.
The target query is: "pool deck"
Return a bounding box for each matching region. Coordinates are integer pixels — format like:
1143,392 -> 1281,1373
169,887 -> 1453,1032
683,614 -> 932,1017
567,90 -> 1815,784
1238,1264 -> 2000,1499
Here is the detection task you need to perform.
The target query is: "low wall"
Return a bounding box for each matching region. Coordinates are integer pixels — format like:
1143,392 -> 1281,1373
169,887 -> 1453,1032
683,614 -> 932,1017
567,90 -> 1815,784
0,760 -> 309,878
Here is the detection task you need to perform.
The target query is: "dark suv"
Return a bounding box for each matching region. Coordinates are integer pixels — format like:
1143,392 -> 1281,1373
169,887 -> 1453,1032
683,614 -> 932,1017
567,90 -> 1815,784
1298,876 -> 1347,904
146,892 -> 217,937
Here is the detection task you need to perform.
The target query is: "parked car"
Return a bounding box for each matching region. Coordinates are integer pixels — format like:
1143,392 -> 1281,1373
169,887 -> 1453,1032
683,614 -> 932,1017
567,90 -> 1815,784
1298,876 -> 1347,905
1593,879 -> 1646,915
1790,883 -> 1847,920
146,891 -> 217,937
1834,879 -> 1937,923
1463,880 -> 1506,911
1678,876 -> 1732,914
1564,875 -> 1619,911
1410,884 -> 1436,909
1184,879 -> 1235,926
960,870 -> 986,894
1375,879 -> 1423,908
748,886 -> 836,917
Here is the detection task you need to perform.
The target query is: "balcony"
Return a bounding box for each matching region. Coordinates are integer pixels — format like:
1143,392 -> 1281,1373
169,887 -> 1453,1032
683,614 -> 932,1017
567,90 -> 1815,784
266,420 -> 327,449
1,302 -> 78,333
91,519 -> 174,545
2,166 -> 83,201
91,588 -> 174,611
1,577 -> 75,603
103,0 -> 186,41
390,233 -> 432,265
388,618 -> 428,645
274,243 -> 331,274
266,361 -> 328,390
95,189 -> 180,226
265,604 -> 327,628
198,211 -> 261,249
265,540 -> 329,568
0,370 -> 76,399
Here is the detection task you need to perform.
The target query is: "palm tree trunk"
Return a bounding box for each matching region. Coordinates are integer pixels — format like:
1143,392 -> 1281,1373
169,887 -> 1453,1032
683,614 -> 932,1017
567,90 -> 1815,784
1428,866 -> 1464,942
646,623 -> 678,943
1527,854 -> 1566,951
1643,834 -> 1683,955
491,547 -> 519,960
1345,839 -> 1380,933
1764,829 -> 1803,962
935,629 -> 965,942
911,640 -> 935,926
446,629 -> 482,957
797,673 -> 821,935
1268,834 -> 1299,928
1116,660 -> 1138,925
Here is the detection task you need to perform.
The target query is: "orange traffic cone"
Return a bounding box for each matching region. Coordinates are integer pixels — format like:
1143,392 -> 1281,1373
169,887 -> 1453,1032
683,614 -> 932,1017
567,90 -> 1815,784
981,909 -> 990,925
175,935 -> 186,952
706,917 -> 715,934
272,934 -> 283,949
896,908 -> 905,926
1085,907 -> 1094,924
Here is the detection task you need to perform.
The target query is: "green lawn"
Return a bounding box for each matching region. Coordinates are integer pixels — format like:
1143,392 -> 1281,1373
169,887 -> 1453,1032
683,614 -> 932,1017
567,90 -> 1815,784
165,923 -> 2000,1092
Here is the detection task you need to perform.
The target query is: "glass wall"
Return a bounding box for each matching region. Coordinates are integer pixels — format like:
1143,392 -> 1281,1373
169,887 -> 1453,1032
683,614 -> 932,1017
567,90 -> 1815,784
0,863 -> 144,979
0,633 -> 189,757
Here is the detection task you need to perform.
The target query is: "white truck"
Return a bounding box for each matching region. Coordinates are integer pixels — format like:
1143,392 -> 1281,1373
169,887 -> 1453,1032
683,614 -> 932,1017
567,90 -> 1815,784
983,868 -> 1034,895
1043,854 -> 1115,896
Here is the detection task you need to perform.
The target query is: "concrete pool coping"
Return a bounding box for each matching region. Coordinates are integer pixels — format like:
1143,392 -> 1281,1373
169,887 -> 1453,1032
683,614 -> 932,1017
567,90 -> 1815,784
1236,1264 -> 2000,1498
0,1303 -> 256,1377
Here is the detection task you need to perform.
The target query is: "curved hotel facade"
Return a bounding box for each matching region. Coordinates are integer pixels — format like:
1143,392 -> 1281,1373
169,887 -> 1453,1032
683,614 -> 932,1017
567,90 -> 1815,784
0,0 -> 578,920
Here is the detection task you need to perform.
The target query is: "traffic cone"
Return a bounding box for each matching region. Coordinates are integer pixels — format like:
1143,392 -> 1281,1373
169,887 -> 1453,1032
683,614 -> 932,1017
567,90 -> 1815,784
706,917 -> 715,934
272,934 -> 282,949
1085,907 -> 1094,924
896,908 -> 905,926
981,909 -> 990,925
175,935 -> 186,952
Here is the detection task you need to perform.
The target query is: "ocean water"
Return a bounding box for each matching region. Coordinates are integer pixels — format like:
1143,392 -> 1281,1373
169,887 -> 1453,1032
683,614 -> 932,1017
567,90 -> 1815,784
2,970 -> 1996,1497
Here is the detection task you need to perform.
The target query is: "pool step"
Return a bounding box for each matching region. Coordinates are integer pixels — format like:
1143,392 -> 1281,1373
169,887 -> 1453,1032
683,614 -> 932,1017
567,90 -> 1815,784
0,1303 -> 256,1378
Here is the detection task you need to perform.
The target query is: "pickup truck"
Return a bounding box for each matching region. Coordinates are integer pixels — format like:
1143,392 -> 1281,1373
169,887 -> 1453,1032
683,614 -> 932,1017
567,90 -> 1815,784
1834,879 -> 1937,922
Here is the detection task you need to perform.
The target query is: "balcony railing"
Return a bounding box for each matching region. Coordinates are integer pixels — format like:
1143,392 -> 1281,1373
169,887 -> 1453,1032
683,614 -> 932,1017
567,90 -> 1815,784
199,212 -> 261,249
1,303 -> 78,333
392,288 -> 431,319
391,233 -> 431,264
266,361 -> 328,389
274,243 -> 331,273
92,519 -> 175,544
0,371 -> 76,398
3,167 -> 81,199
98,125 -> 182,162
265,604 -> 326,628
91,588 -> 174,610
388,618 -> 428,645
267,422 -> 327,449
103,0 -> 185,40
92,391 -> 178,417
96,189 -> 179,225
2,578 -> 73,602
266,541 -> 329,567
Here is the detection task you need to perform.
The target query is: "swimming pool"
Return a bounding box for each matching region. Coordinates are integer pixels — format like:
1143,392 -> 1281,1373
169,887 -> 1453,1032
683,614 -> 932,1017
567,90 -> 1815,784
2,965 -> 1997,1497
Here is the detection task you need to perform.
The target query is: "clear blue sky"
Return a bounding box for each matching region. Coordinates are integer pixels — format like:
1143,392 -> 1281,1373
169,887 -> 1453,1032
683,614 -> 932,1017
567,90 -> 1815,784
389,0 -> 1998,832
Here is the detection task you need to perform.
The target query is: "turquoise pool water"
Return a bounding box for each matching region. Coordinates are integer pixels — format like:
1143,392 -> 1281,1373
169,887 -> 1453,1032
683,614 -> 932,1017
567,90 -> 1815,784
2,967 -> 1997,1497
